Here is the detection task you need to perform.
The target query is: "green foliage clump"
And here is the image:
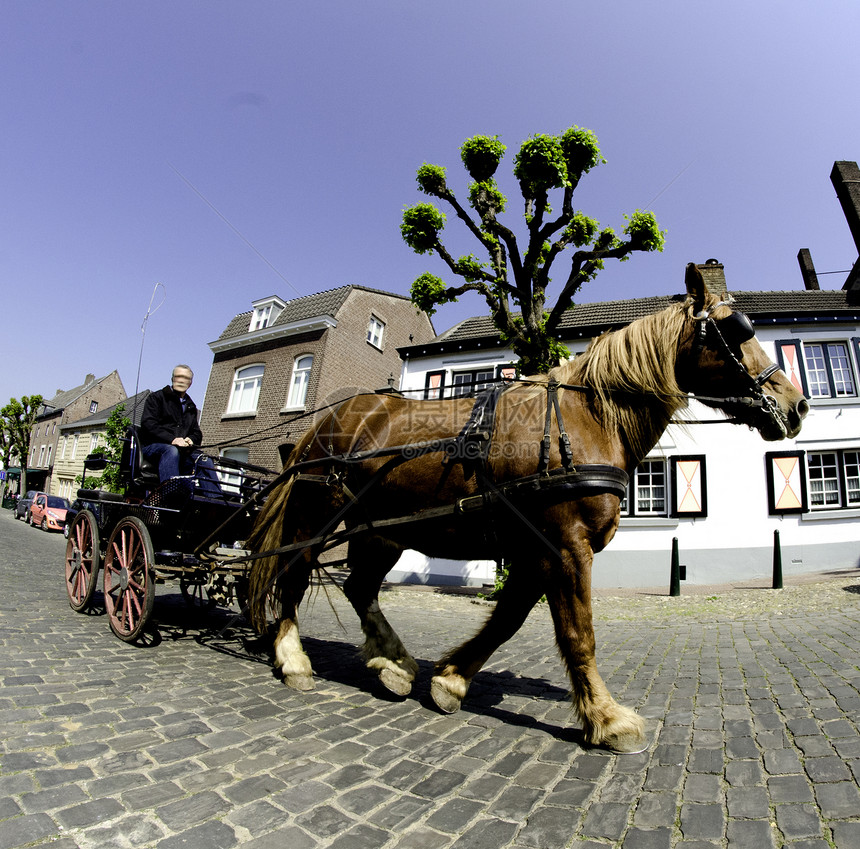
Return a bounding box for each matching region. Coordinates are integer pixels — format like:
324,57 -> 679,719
410,272 -> 453,317
560,126 -> 605,178
400,203 -> 446,254
416,163 -> 448,196
468,180 -> 506,216
565,212 -> 600,247
513,134 -> 568,195
460,135 -> 506,182
624,209 -> 667,253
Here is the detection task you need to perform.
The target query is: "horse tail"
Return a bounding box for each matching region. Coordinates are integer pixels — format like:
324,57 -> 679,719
246,470 -> 298,634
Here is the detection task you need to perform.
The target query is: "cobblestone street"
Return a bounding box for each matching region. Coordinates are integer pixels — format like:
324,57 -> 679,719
1,509 -> 859,848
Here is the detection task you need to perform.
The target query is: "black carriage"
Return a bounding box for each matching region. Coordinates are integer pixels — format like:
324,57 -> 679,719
63,428 -> 276,642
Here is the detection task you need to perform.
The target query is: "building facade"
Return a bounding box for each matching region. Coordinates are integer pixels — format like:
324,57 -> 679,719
53,391 -> 150,500
200,286 -> 436,472
27,371 -> 127,496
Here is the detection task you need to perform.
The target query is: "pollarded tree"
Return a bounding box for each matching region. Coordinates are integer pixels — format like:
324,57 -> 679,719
1,395 -> 43,494
401,127 -> 666,375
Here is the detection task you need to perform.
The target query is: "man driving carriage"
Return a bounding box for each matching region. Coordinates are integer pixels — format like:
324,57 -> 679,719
140,364 -> 222,496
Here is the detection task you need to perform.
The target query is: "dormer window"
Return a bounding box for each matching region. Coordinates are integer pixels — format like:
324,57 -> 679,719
249,296 -> 286,332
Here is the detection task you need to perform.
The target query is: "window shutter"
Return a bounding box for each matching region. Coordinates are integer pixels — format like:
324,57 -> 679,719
765,451 -> 808,514
671,455 -> 707,518
774,340 -> 808,396
424,371 -> 445,400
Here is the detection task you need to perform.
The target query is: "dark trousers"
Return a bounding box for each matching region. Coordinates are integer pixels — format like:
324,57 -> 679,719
141,443 -> 222,496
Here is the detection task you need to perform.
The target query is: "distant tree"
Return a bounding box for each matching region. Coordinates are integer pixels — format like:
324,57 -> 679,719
74,404 -> 130,493
401,127 -> 666,375
1,395 -> 44,493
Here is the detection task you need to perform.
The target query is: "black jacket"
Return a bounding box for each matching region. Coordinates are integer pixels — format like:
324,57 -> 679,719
140,386 -> 203,448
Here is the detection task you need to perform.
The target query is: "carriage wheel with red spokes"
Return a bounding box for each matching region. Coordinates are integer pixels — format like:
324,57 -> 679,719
103,516 -> 156,642
65,509 -> 101,611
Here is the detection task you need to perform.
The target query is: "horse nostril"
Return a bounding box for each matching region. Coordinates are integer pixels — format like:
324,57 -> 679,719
797,398 -> 810,420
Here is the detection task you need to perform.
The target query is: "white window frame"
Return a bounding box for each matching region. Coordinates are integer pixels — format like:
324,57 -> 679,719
219,446 -> 250,495
367,315 -> 385,349
71,434 -> 79,460
286,355 -> 314,409
808,449 -> 860,510
227,364 -> 265,415
38,445 -> 45,467
46,445 -> 53,467
451,368 -> 496,398
89,434 -> 99,454
60,436 -> 67,460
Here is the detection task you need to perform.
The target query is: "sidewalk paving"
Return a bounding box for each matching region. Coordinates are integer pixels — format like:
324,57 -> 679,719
1,509 -> 859,848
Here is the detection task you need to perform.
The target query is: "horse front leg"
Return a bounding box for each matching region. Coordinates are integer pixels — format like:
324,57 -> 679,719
546,533 -> 646,753
431,562 -> 545,714
342,536 -> 418,696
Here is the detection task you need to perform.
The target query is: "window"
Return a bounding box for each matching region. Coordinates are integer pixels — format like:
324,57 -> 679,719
367,315 -> 385,349
287,355 -> 313,408
808,450 -> 860,510
227,364 -> 264,414
89,434 -> 99,453
636,459 -> 667,515
252,304 -> 272,330
60,436 -> 67,460
451,368 -> 496,398
71,434 -> 79,460
38,445 -> 46,466
249,297 -> 285,332
776,338 -> 859,400
46,445 -> 53,467
90,401 -> 98,414
219,447 -> 250,494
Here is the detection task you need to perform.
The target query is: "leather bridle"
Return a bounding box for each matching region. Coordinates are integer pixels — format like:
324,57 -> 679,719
691,301 -> 788,437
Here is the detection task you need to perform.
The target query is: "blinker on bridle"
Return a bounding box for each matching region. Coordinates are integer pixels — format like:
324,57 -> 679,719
692,301 -> 786,435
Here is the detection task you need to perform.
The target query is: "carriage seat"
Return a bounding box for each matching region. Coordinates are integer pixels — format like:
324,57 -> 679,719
121,426 -> 161,489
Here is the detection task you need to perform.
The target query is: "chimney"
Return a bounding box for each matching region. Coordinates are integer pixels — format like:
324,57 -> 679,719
797,248 -> 820,290
830,161 -> 860,255
696,258 -> 728,298
84,373 -> 95,385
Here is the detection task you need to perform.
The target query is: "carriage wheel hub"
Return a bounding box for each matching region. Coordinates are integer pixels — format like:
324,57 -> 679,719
119,567 -> 129,590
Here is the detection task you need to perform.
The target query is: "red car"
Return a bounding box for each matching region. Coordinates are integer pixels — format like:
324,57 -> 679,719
29,494 -> 71,531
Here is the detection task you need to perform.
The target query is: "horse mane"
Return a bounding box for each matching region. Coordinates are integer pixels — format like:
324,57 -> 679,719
550,296 -> 705,461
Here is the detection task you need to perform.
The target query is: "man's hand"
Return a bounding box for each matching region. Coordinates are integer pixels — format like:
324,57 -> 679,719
171,437 -> 194,448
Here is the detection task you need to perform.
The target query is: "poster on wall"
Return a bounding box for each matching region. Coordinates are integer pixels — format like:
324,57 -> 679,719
671,455 -> 707,518
765,451 -> 808,514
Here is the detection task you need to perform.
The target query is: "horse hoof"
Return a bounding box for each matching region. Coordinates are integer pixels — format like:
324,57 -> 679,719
604,720 -> 655,754
430,678 -> 462,714
379,667 -> 412,697
284,673 -> 315,691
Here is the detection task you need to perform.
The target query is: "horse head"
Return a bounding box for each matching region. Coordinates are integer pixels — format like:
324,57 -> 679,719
677,262 -> 808,441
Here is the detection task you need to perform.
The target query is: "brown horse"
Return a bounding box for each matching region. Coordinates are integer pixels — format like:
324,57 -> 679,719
247,264 -> 807,753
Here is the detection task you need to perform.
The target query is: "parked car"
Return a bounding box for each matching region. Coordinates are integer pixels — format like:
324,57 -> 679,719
15,490 -> 42,521
29,494 -> 71,531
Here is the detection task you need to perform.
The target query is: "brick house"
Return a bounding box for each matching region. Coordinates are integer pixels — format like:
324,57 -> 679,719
200,286 -> 435,471
27,371 -> 127,496
53,390 -> 150,500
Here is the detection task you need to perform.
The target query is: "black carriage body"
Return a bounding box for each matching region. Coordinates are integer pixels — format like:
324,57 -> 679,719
63,427 -> 276,641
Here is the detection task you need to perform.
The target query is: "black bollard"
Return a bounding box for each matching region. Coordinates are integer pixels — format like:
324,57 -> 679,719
772,529 -> 783,589
669,537 -> 681,597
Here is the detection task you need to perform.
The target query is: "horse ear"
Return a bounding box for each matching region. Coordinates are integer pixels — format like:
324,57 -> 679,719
685,262 -> 708,311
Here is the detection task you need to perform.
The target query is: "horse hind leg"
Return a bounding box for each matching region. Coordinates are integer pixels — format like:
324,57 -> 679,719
272,551 -> 315,691
343,536 -> 418,697
431,562 -> 545,714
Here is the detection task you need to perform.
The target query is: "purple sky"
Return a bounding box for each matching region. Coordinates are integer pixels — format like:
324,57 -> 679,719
3,1 -> 859,409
